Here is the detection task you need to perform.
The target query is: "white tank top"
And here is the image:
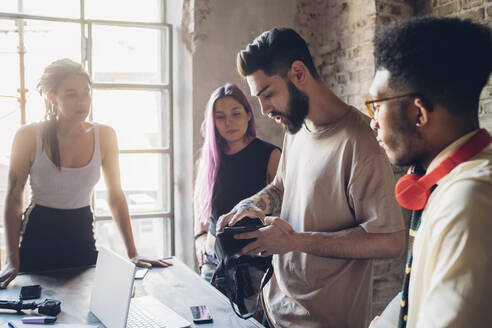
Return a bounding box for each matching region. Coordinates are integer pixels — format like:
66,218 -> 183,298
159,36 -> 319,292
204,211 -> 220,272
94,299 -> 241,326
29,122 -> 102,209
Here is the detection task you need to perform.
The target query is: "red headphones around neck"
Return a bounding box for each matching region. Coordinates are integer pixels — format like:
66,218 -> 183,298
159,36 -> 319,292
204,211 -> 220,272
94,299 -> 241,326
395,129 -> 492,211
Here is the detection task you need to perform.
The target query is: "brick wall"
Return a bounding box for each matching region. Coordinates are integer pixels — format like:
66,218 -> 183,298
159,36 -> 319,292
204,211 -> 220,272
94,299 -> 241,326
372,0 -> 414,315
296,0 -> 415,316
296,0 -> 492,313
296,0 -> 491,317
297,0 -> 377,110
426,0 -> 492,131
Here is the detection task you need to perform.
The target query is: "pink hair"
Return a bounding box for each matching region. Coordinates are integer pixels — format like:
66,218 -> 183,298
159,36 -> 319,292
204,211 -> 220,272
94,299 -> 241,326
194,83 -> 257,225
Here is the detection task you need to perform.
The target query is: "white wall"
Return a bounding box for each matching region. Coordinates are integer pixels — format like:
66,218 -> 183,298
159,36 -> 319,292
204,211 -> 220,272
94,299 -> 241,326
169,0 -> 296,269
192,0 -> 296,158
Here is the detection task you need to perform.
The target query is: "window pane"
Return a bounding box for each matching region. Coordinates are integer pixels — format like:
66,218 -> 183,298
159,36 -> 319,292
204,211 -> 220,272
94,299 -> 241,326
0,1 -> 17,13
0,97 -> 21,266
94,153 -> 170,216
23,19 -> 81,123
0,19 -> 20,98
0,98 -> 20,155
92,89 -> 169,149
22,0 -> 79,18
95,217 -> 171,260
91,24 -> 168,84
85,0 -> 162,22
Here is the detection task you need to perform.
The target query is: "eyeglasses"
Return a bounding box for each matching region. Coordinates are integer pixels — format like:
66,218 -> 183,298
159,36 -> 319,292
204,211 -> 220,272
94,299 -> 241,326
365,92 -> 423,120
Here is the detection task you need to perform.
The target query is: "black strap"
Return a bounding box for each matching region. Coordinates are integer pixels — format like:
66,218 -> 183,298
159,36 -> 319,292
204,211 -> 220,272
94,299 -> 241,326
211,254 -> 274,319
225,256 -> 274,319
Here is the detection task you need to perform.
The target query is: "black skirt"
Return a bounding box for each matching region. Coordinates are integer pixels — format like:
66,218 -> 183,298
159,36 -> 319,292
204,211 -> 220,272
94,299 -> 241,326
19,204 -> 98,272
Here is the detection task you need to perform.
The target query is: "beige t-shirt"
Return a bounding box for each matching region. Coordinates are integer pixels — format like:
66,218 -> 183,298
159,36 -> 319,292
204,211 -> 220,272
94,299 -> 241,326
407,130 -> 492,327
263,107 -> 405,328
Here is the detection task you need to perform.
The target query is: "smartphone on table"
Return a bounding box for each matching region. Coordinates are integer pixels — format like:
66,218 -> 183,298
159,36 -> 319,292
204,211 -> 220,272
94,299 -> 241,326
190,305 -> 213,324
134,268 -> 149,280
19,285 -> 42,300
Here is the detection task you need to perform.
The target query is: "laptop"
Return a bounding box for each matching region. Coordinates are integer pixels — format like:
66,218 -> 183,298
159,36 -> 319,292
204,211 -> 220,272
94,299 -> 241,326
90,247 -> 191,328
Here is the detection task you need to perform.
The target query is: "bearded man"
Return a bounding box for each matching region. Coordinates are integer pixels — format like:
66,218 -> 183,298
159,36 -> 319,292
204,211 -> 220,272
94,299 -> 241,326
217,28 -> 406,328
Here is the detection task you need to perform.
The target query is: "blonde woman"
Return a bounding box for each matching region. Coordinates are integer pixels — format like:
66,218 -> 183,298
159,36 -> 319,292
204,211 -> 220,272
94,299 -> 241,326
0,59 -> 170,288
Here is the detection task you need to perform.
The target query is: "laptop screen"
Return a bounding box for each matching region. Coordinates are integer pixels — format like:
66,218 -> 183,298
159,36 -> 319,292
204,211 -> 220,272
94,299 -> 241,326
90,247 -> 136,328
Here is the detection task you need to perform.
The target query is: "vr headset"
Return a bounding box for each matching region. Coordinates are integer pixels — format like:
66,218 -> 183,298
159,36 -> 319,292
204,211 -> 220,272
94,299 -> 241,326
212,217 -> 273,319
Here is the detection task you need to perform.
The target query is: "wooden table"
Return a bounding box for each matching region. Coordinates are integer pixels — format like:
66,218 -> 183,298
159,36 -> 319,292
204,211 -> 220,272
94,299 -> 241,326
0,258 -> 264,327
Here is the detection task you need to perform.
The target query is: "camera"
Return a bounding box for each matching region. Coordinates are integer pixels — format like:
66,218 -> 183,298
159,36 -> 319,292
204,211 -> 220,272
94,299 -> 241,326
0,298 -> 61,316
215,217 -> 264,260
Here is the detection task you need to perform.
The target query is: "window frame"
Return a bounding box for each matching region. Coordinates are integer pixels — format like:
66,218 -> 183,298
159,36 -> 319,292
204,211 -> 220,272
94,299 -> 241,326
0,0 -> 175,256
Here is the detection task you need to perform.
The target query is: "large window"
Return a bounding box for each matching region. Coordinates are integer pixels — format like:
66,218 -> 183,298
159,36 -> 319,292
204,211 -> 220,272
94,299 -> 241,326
0,0 -> 173,264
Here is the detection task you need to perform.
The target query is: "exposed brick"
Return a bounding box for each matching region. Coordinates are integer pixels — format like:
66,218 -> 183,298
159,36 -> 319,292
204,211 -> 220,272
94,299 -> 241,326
359,67 -> 374,82
487,5 -> 492,16
341,83 -> 361,96
462,0 -> 483,9
349,70 -> 360,82
336,73 -> 348,84
481,101 -> 492,114
355,56 -> 373,68
295,0 -> 420,312
391,4 -> 402,15
377,14 -> 393,25
349,46 -> 361,59
480,117 -> 492,132
333,63 -> 344,73
433,1 -> 461,16
460,7 -> 485,21
481,86 -> 492,98
347,94 -> 363,107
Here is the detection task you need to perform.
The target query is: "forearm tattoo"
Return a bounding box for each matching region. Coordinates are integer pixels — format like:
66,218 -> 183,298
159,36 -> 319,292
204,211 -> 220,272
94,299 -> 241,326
7,170 -> 17,196
256,197 -> 267,211
261,186 -> 283,215
233,185 -> 283,215
233,199 -> 256,212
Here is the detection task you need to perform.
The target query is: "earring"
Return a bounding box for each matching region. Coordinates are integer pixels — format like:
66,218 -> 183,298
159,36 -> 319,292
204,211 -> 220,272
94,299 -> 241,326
416,122 -> 421,127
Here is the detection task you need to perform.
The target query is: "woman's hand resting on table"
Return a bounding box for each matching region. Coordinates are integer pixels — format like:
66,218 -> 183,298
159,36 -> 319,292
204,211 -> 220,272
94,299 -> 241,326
130,255 -> 173,268
0,261 -> 19,289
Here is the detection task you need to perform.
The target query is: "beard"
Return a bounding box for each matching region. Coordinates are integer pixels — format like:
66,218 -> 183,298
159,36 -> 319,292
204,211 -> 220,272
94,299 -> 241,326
271,81 -> 309,134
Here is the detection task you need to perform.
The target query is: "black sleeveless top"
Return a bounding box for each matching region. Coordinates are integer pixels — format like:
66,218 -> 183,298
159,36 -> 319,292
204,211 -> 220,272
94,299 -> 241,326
209,138 -> 280,236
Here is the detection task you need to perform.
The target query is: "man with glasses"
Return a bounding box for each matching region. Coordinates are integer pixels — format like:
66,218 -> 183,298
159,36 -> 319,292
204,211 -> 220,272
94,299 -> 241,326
367,18 -> 492,328
217,28 -> 406,328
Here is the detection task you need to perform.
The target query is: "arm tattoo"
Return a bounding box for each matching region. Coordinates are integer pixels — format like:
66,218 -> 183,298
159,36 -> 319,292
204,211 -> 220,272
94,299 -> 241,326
7,170 -> 18,196
263,186 -> 283,215
233,199 -> 256,212
256,197 -> 267,211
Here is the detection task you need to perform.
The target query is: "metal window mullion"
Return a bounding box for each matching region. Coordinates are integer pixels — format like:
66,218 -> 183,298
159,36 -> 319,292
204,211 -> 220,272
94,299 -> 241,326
119,149 -> 169,154
167,23 -> 175,256
0,12 -> 167,28
95,212 -> 170,221
2,0 -> 174,256
92,82 -> 169,91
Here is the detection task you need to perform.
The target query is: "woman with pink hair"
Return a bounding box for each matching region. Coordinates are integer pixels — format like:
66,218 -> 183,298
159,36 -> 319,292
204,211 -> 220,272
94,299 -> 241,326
193,83 -> 281,281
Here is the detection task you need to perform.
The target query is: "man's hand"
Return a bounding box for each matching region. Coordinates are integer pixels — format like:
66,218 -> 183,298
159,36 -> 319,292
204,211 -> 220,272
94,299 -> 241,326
195,233 -> 208,267
130,255 -> 173,268
216,199 -> 265,233
235,216 -> 296,257
0,261 -> 19,289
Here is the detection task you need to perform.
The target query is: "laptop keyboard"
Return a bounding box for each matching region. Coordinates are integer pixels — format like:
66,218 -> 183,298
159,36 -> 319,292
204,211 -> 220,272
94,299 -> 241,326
128,300 -> 167,328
